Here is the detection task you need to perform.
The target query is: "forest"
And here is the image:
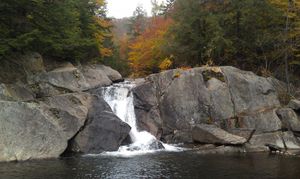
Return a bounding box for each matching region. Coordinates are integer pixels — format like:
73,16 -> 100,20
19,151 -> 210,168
0,0 -> 299,86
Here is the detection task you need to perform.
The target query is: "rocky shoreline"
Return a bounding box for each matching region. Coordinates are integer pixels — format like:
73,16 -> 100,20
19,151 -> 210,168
0,53 -> 131,162
0,53 -> 300,162
132,66 -> 300,153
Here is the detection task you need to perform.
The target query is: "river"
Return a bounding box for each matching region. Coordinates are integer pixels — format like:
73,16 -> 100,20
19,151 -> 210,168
0,152 -> 299,179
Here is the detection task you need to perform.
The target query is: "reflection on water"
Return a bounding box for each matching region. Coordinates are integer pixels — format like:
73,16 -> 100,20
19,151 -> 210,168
0,152 -> 300,179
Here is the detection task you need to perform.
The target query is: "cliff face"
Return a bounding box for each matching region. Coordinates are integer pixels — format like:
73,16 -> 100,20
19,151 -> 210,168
133,66 -> 300,151
0,53 -> 131,162
1,52 -> 300,162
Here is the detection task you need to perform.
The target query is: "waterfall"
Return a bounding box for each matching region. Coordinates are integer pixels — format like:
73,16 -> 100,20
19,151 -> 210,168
101,81 -> 182,156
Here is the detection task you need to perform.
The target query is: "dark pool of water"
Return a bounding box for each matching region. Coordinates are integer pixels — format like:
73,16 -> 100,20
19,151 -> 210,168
0,152 -> 300,179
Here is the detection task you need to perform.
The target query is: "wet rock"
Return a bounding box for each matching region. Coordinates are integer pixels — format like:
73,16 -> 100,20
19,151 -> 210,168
133,81 -> 162,138
192,124 -> 247,145
276,108 -> 300,132
149,140 -> 165,150
126,139 -> 165,151
134,107 -> 162,138
69,95 -> 131,153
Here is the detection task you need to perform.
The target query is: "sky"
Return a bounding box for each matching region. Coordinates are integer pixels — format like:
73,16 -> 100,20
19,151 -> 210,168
107,0 -> 164,18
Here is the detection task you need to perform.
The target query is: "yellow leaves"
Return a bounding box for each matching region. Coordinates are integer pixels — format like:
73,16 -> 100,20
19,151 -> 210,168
100,48 -> 113,57
159,57 -> 173,71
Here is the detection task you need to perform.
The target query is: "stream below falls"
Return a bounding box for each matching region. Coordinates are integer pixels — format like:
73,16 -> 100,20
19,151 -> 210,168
0,152 -> 300,179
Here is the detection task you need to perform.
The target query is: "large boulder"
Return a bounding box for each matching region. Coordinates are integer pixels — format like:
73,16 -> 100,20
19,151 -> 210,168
29,65 -> 91,92
69,95 -> 131,153
192,124 -> 247,145
0,92 -> 94,162
133,82 -> 162,138
133,66 -> 282,143
79,65 -> 114,89
0,101 -> 68,162
91,65 -> 123,82
29,64 -> 123,97
39,93 -> 91,139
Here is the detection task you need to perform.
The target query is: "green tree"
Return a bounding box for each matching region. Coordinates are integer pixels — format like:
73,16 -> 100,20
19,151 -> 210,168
0,0 -> 111,62
166,0 -> 232,67
166,0 -> 285,72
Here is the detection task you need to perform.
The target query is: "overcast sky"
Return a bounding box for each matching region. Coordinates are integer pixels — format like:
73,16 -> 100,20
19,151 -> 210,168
107,0 -> 165,18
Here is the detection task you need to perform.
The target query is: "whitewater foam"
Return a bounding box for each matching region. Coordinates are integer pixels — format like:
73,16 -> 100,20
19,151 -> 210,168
100,81 -> 184,157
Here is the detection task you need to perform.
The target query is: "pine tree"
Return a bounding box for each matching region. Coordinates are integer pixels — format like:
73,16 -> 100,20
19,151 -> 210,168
0,0 -> 112,62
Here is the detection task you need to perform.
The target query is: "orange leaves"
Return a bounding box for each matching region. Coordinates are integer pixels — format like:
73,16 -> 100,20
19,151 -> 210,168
128,17 -> 173,76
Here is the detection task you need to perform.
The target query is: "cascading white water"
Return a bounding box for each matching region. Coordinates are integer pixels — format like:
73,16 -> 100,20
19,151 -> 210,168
101,81 -> 182,156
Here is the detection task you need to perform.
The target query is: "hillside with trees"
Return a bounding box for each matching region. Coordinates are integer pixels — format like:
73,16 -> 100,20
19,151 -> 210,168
0,0 -> 113,62
0,0 -> 299,92
111,0 -> 299,92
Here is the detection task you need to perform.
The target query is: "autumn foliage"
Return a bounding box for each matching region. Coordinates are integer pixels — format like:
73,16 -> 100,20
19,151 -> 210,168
129,17 -> 173,77
112,0 -> 299,87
